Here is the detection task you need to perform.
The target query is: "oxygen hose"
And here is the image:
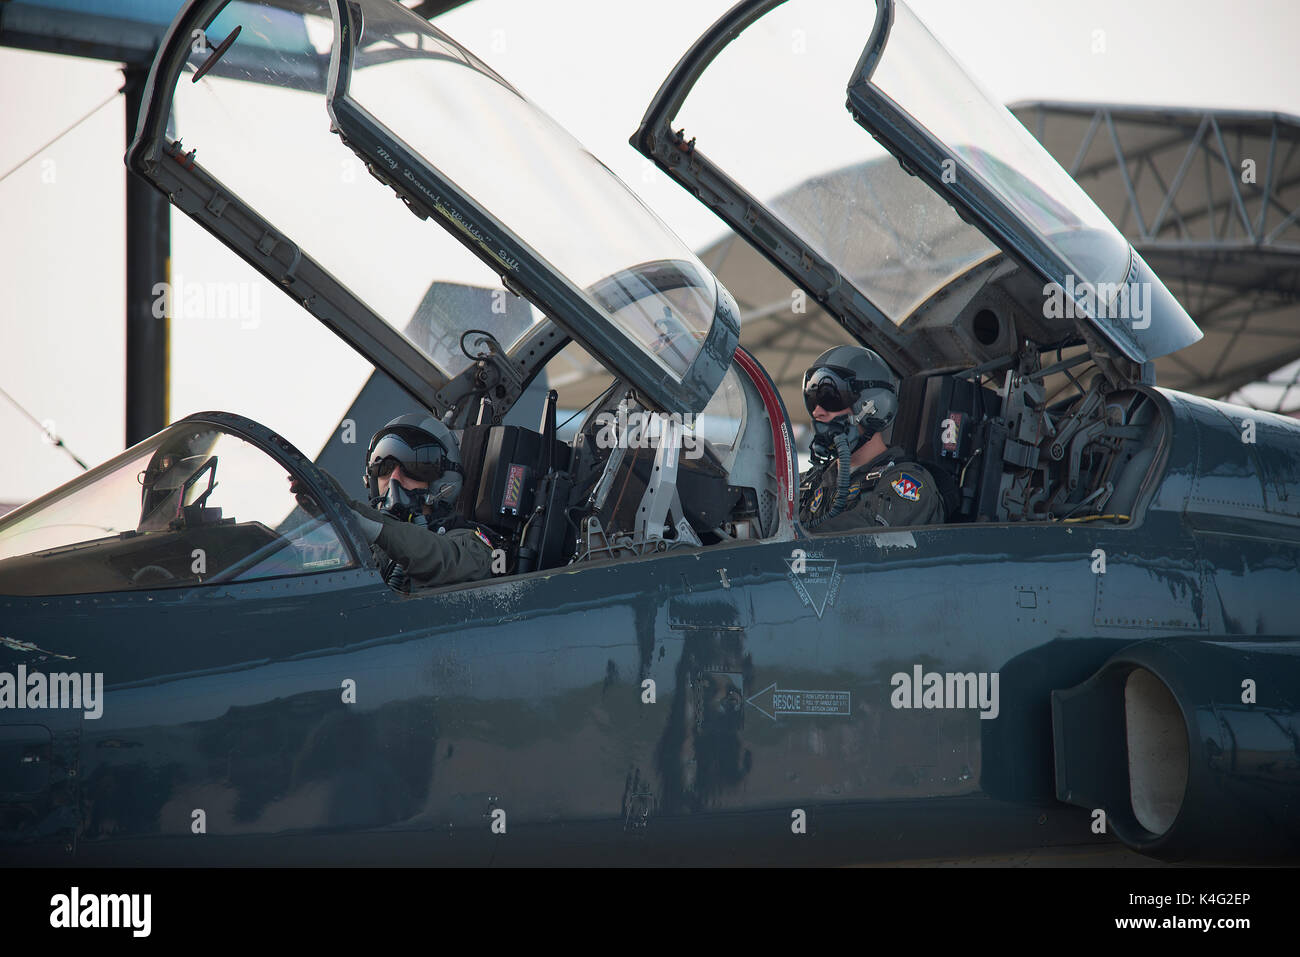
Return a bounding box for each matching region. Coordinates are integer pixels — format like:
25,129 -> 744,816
805,431 -> 853,528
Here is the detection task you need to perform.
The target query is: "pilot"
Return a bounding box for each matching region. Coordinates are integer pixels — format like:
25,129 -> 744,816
294,414 -> 494,590
799,345 -> 945,531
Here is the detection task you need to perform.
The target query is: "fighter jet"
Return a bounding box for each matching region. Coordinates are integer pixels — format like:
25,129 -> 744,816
0,0 -> 1295,865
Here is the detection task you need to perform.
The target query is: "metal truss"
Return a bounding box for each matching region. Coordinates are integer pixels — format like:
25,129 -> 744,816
1013,103 -> 1300,413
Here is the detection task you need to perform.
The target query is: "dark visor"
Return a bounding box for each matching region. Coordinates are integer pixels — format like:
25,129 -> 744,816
802,366 -> 894,415
368,431 -> 447,483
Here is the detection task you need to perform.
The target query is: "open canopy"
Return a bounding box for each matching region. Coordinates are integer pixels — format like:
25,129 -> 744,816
634,0 -> 1203,380
129,0 -> 740,417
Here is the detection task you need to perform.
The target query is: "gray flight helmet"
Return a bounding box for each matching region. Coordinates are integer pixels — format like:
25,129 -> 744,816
802,345 -> 899,440
363,413 -> 463,512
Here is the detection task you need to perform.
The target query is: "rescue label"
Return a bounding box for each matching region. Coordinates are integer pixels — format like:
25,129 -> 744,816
772,690 -> 851,715
746,682 -> 852,720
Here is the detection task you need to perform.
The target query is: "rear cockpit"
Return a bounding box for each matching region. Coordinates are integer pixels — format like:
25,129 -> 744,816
887,364 -> 1170,527
631,0 -> 1200,531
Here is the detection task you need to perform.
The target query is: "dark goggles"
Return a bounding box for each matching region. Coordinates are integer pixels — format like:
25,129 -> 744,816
802,366 -> 893,415
368,431 -> 448,484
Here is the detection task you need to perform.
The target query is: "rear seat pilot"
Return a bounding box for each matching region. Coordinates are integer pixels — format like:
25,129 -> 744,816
799,346 -> 945,531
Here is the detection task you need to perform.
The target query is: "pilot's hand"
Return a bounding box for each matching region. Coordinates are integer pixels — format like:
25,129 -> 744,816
287,474 -> 322,517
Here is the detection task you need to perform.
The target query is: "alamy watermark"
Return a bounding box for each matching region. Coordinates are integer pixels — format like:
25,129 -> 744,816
50,887 -> 150,937
152,272 -> 262,328
890,664 -> 1000,719
1043,275 -> 1151,330
592,409 -> 703,459
0,666 -> 103,719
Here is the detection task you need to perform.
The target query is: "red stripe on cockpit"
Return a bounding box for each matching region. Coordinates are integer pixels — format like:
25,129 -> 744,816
733,345 -> 796,523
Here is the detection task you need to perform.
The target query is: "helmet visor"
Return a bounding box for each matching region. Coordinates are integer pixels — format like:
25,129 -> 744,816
368,431 -> 446,484
802,366 -> 896,415
802,367 -> 856,415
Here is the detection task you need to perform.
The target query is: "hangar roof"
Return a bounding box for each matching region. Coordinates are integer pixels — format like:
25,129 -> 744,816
699,103 -> 1300,415
1010,103 -> 1300,412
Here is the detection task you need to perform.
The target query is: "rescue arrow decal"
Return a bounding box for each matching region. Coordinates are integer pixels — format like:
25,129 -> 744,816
744,682 -> 851,721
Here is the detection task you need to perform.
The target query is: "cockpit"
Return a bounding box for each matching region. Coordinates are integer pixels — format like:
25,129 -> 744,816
0,355 -> 788,595
632,0 -> 1202,529
95,0 -> 791,586
0,0 -> 799,596
0,0 -> 1207,598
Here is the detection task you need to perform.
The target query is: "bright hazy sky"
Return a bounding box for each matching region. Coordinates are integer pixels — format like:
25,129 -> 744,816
1,0 -> 1297,504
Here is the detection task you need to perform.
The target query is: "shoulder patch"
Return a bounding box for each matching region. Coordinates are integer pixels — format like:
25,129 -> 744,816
810,486 -> 824,513
473,529 -> 494,550
890,472 -> 922,502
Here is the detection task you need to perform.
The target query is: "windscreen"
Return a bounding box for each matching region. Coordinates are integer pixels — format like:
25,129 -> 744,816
338,0 -> 720,382
0,422 -> 355,596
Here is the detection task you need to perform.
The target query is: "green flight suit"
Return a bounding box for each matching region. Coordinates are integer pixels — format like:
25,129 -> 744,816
350,500 -> 495,589
800,446 -> 945,532
311,468 -> 494,589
